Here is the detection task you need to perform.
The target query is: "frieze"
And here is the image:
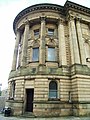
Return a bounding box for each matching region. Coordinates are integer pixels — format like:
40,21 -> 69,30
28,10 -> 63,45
83,35 -> 90,43
13,2 -> 90,34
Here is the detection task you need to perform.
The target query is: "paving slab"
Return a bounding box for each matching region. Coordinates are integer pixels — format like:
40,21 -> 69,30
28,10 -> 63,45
0,114 -> 90,120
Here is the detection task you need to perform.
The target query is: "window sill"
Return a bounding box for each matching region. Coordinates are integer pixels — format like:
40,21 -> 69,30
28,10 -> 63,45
8,97 -> 14,100
46,61 -> 57,63
48,98 -> 60,101
28,61 -> 39,63
46,35 -> 57,39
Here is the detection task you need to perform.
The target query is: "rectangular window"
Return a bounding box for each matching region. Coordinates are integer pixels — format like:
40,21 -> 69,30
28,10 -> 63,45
32,48 -> 39,61
11,81 -> 15,99
48,47 -> 56,61
48,28 -> 54,36
34,29 -> 39,36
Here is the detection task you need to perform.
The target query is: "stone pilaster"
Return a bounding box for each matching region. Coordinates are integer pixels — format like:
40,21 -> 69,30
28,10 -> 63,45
38,17 -> 46,72
39,17 -> 46,65
76,17 -> 86,64
11,29 -> 20,71
58,19 -> 67,66
68,14 -> 80,64
21,21 -> 29,67
14,80 -> 24,101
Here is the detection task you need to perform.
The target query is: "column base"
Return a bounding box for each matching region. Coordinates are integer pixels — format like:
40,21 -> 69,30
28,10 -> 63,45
38,64 -> 46,74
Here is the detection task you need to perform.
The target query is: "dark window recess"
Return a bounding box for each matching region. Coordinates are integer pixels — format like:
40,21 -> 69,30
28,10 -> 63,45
32,68 -> 36,73
48,47 -> 56,61
49,68 -> 57,73
32,48 -> 39,61
48,28 -> 54,36
34,29 -> 39,36
11,81 -> 15,99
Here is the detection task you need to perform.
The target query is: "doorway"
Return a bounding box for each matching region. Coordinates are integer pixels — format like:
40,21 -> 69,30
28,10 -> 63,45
26,89 -> 34,112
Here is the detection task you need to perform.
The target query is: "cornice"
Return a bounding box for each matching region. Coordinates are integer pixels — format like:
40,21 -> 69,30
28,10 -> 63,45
64,1 -> 90,14
13,1 -> 90,34
13,3 -> 64,33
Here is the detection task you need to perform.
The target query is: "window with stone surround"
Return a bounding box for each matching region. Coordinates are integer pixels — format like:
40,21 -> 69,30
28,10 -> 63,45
48,28 -> 54,36
10,81 -> 15,100
47,47 -> 56,61
34,29 -> 39,36
49,81 -> 58,99
32,47 -> 39,61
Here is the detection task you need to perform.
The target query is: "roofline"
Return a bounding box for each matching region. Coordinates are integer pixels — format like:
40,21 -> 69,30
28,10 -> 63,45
13,1 -> 90,34
13,3 -> 64,33
65,0 -> 90,10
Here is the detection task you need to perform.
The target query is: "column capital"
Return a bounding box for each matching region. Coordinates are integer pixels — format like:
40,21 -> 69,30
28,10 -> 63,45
23,20 -> 30,26
16,28 -> 21,34
58,18 -> 65,25
68,13 -> 75,21
75,16 -> 82,22
40,16 -> 46,22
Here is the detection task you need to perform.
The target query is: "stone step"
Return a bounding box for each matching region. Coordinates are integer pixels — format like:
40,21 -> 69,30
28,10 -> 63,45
20,112 -> 35,118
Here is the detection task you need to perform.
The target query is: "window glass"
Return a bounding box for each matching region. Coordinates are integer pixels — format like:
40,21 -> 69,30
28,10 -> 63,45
48,47 -> 56,61
48,28 -> 54,36
11,81 -> 15,99
49,81 -> 57,98
34,29 -> 39,36
32,48 -> 39,61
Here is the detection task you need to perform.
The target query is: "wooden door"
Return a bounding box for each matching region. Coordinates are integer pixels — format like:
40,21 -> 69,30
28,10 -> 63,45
26,89 -> 34,112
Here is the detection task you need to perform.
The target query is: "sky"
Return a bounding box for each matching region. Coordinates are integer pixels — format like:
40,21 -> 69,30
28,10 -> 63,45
0,0 -> 90,90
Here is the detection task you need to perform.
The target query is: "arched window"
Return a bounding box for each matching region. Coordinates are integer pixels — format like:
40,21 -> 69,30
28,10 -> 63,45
49,81 -> 58,98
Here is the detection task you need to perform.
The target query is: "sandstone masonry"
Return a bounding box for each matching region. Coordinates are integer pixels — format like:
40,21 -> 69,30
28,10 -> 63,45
6,1 -> 90,117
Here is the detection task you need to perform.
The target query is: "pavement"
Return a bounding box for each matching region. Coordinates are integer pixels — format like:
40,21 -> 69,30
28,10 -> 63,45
0,114 -> 90,120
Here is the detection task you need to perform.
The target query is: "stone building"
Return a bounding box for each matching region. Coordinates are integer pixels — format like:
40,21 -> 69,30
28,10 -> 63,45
6,1 -> 90,117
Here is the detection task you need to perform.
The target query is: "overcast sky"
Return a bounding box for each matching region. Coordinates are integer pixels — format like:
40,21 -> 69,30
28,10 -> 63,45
0,0 -> 90,90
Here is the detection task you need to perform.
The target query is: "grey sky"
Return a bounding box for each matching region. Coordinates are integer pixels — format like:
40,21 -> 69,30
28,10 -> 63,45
0,0 -> 90,90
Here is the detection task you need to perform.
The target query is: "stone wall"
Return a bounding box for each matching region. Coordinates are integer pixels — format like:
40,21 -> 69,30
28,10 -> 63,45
0,97 -> 5,111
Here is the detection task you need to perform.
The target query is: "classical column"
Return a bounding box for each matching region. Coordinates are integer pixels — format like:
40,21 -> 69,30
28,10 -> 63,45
11,29 -> 20,71
39,17 -> 46,65
76,17 -> 86,64
21,21 -> 29,67
68,15 -> 80,64
58,19 -> 67,66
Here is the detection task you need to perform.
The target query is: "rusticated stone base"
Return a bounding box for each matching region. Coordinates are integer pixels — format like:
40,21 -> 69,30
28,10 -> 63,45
5,100 -> 23,116
29,101 -> 73,117
5,100 -> 90,117
73,103 -> 90,116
